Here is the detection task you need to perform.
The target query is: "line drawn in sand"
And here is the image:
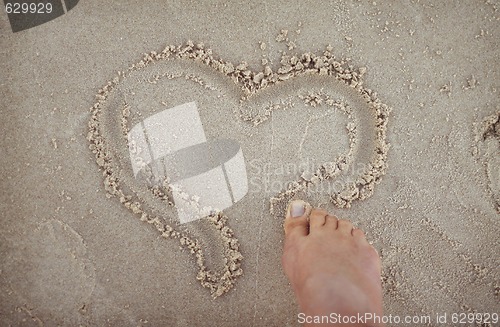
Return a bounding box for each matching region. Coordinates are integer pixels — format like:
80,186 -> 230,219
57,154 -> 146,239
474,110 -> 500,213
87,41 -> 390,297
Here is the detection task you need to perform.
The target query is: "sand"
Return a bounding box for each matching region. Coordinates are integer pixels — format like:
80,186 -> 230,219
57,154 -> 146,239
1,1 -> 499,326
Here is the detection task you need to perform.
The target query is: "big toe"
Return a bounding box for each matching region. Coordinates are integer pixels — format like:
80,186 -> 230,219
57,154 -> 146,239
284,200 -> 311,238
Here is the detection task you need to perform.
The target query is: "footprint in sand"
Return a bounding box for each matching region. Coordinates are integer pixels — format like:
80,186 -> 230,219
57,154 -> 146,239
87,41 -> 390,297
3,220 -> 95,317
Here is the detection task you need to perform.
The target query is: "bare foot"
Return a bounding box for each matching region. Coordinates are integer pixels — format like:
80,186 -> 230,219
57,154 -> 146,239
282,200 -> 384,327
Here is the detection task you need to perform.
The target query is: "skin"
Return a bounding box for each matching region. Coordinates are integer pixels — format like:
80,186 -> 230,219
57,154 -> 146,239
282,200 -> 384,327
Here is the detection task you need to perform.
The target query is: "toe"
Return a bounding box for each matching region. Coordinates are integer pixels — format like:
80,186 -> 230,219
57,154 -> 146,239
352,228 -> 366,240
309,208 -> 328,230
284,200 -> 311,238
337,219 -> 353,234
352,229 -> 373,249
325,214 -> 338,229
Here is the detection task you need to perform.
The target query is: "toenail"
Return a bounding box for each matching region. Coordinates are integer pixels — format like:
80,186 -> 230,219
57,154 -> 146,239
289,200 -> 305,217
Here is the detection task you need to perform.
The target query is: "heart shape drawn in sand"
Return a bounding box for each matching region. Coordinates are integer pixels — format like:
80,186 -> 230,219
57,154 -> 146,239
87,41 -> 390,297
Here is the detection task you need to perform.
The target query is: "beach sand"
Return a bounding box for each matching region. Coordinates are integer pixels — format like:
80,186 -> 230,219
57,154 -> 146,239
1,1 -> 499,326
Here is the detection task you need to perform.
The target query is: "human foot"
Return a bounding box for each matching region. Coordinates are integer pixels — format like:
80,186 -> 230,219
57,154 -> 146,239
282,200 -> 384,327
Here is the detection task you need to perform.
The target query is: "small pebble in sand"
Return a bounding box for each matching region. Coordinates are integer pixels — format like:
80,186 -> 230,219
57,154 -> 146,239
276,29 -> 289,42
464,75 -> 478,90
440,82 -> 452,96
